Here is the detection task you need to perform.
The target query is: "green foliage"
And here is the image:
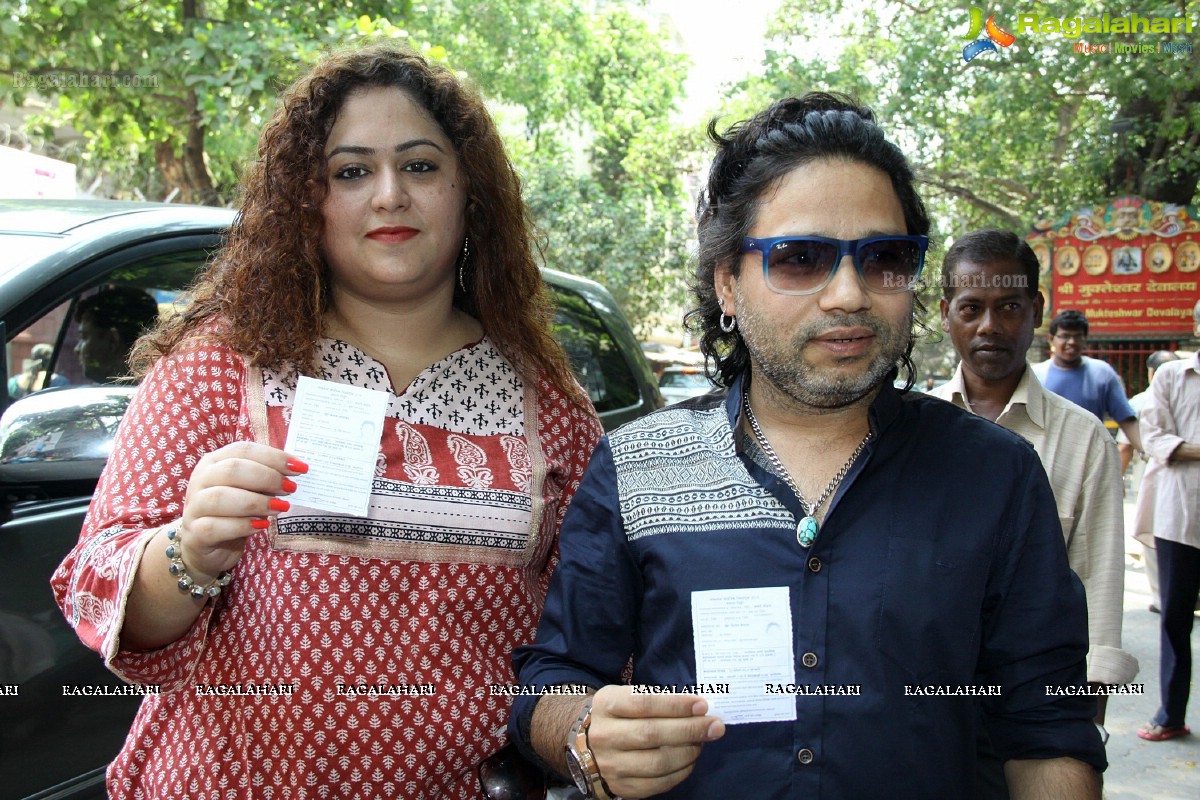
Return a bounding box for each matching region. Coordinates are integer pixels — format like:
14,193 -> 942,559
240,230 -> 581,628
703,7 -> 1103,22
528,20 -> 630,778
721,0 -> 1200,366
0,1 -> 415,201
522,149 -> 693,337
731,0 -> 1200,234
719,0 -> 1199,372
575,6 -> 689,196
0,0 -> 700,332
406,2 -> 697,333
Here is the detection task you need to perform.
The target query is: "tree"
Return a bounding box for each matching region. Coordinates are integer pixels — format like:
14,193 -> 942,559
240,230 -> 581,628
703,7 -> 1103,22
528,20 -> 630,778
0,1 -> 415,203
523,149 -> 693,333
718,0 -> 1199,375
1,1 -> 700,331
729,0 -> 1200,232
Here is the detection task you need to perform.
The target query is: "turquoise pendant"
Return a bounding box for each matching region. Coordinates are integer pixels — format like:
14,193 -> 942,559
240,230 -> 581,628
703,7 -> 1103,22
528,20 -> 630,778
797,516 -> 819,548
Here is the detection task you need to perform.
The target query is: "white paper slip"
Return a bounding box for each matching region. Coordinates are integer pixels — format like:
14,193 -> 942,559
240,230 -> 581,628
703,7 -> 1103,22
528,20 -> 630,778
282,376 -> 389,517
691,586 -> 796,725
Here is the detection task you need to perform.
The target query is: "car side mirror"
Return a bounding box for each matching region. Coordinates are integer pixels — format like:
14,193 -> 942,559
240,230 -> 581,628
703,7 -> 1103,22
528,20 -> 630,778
0,385 -> 137,490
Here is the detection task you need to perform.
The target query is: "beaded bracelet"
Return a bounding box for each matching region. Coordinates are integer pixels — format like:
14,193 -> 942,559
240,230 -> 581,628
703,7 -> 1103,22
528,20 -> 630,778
165,527 -> 233,600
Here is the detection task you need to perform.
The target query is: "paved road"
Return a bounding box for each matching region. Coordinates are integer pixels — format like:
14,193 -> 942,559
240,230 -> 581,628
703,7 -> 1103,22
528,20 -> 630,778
1100,500 -> 1199,799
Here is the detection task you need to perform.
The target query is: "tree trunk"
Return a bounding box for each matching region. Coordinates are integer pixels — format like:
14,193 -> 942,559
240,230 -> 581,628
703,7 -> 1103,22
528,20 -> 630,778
152,89 -> 218,205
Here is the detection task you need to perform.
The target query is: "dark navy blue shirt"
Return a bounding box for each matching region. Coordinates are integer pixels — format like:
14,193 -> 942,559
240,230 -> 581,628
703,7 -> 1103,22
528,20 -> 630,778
511,374 -> 1105,799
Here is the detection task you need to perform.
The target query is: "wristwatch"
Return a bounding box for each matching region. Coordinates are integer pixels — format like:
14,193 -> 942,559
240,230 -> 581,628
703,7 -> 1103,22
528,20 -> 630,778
564,697 -> 614,800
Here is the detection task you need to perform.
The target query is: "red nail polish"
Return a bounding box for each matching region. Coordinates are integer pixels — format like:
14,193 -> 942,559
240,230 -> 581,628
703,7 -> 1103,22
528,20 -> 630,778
281,478 -> 298,493
269,497 -> 290,513
286,458 -> 309,474
251,518 -> 271,530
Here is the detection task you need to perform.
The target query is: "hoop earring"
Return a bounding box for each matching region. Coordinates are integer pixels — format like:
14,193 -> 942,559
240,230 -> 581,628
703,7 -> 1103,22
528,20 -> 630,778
719,313 -> 737,333
457,236 -> 471,292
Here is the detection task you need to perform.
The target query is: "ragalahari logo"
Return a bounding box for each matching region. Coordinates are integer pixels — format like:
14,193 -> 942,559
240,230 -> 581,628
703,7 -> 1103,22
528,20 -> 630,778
962,6 -> 1016,62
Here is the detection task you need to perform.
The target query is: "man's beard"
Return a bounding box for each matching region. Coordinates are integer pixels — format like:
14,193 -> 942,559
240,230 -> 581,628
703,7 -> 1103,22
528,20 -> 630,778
735,288 -> 912,411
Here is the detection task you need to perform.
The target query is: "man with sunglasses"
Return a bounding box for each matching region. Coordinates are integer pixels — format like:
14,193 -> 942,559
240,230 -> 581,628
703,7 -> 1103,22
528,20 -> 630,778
933,229 -> 1137,796
1033,309 -> 1142,452
510,95 -> 1104,799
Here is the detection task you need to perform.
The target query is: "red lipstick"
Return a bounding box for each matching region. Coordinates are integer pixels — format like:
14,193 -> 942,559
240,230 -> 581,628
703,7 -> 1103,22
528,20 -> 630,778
366,226 -> 418,243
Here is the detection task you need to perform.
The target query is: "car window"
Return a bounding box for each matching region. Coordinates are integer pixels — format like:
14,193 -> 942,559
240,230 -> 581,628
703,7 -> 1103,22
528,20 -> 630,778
6,249 -> 206,397
549,284 -> 639,413
660,371 -> 710,389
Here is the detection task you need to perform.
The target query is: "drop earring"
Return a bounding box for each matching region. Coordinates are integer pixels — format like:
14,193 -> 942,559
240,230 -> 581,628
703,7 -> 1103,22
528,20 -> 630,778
457,236 -> 471,292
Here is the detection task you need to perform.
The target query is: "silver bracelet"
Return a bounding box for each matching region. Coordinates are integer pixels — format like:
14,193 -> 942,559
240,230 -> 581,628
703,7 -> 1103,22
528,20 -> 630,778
165,527 -> 232,600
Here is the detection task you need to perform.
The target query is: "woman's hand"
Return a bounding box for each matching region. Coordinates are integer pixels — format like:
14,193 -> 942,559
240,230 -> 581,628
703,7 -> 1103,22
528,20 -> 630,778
122,442 -> 308,651
175,441 -> 307,582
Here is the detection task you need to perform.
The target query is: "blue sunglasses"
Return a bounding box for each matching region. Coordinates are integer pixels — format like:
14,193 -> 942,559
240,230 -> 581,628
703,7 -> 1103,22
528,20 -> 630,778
742,234 -> 929,295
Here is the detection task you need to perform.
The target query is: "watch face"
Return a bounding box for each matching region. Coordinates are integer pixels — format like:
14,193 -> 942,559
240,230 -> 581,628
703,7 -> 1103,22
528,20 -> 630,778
565,747 -> 589,790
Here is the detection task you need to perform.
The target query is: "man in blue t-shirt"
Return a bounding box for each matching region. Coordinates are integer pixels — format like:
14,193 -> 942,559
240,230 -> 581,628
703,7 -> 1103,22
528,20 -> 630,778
1033,309 -> 1142,452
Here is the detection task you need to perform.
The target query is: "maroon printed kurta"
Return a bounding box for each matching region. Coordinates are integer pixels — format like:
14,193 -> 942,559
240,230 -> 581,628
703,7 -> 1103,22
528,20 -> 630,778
52,337 -> 601,799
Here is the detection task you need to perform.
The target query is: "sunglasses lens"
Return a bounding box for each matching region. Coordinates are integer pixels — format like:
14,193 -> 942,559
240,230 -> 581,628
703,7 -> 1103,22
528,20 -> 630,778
859,239 -> 922,291
765,239 -> 838,293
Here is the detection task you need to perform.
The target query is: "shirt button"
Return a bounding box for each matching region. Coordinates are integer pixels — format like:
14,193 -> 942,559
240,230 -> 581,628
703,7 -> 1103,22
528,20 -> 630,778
801,652 -> 818,668
807,557 -> 822,573
797,748 -> 815,764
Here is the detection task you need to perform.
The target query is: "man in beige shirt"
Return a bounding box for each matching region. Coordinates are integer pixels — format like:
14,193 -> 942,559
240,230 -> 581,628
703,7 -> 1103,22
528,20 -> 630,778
933,231 -> 1137,793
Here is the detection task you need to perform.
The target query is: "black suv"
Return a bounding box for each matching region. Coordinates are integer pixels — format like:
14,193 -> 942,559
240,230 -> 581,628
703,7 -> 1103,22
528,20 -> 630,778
0,200 -> 661,798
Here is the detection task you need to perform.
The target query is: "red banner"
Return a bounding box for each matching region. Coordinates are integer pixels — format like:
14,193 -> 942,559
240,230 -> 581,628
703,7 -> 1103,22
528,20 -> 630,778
1027,197 -> 1200,336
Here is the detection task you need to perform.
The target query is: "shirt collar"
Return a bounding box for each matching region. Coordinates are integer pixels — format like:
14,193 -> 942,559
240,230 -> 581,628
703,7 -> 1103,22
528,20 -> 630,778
724,371 -> 745,431
942,366 -> 970,409
1017,365 -> 1046,427
945,362 -> 1043,429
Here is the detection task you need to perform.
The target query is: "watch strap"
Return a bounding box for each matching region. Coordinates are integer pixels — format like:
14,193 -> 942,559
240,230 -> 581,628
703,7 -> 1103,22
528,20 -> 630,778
565,696 -> 614,800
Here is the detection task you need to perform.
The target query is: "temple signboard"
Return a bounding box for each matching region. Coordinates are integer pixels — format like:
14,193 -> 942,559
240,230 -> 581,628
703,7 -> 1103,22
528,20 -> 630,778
1026,196 -> 1200,336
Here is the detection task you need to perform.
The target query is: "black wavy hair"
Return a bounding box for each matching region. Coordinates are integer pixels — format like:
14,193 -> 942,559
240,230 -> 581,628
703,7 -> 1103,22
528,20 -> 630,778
685,93 -> 931,388
1048,309 -> 1089,337
942,228 -> 1040,299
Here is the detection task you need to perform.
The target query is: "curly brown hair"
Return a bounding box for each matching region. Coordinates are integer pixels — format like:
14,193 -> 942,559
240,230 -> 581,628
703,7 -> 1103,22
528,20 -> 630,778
132,42 -> 580,402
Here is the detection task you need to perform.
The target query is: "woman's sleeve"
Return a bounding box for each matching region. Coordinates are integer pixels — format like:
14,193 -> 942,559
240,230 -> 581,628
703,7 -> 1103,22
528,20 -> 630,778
50,344 -> 247,688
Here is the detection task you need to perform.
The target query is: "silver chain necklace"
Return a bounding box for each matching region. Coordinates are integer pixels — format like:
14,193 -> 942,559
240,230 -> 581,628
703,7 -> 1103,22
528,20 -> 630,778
742,390 -> 871,548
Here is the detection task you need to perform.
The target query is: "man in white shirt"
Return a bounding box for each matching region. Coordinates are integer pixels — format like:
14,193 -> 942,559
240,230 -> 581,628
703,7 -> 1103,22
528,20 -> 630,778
1121,350 -> 1181,612
933,230 -> 1137,791
1135,300 -> 1200,742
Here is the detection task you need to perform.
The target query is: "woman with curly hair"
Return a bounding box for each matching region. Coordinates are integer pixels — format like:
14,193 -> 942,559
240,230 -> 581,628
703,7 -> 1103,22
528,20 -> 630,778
53,42 -> 601,798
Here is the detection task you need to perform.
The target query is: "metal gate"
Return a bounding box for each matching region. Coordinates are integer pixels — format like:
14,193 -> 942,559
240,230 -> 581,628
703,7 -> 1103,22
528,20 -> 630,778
1052,338 -> 1183,396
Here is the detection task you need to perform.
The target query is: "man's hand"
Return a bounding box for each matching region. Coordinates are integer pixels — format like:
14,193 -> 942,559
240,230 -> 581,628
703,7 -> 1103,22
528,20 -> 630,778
1169,441 -> 1200,462
587,686 -> 725,798
1117,418 -> 1143,454
531,686 -> 724,799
